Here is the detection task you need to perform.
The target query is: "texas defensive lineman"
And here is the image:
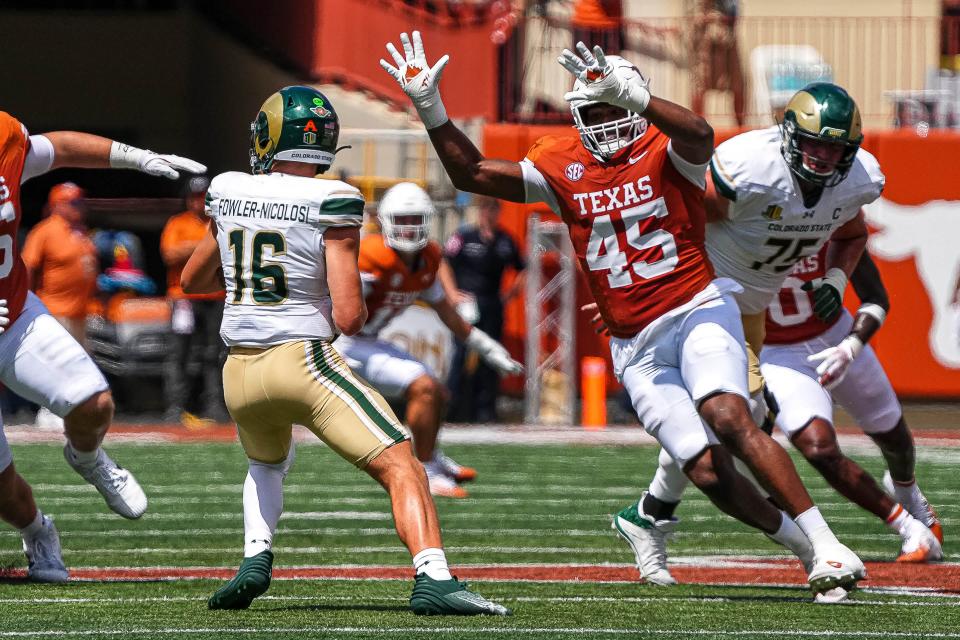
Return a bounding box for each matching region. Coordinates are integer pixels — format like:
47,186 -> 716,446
623,84 -> 895,586
0,112 -> 205,582
181,86 -> 507,615
762,245 -> 942,562
381,32 -> 865,599
335,182 -> 522,498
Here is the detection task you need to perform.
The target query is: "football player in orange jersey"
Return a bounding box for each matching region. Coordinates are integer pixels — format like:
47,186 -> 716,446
0,112 -> 205,582
381,32 -> 866,600
335,182 -> 523,498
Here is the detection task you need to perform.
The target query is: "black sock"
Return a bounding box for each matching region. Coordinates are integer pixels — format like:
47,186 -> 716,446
642,492 -> 679,521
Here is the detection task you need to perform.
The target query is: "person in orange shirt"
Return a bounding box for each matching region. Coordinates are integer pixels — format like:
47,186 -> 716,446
571,0 -> 625,57
22,182 -> 98,345
159,176 -> 228,424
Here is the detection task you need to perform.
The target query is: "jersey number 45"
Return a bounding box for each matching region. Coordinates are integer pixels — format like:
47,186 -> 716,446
585,197 -> 679,288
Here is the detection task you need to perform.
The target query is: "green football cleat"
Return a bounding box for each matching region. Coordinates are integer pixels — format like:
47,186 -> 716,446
208,550 -> 273,610
410,573 -> 511,616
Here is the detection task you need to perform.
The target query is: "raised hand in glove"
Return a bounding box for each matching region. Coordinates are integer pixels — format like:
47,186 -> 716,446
379,31 -> 450,129
558,42 -> 650,113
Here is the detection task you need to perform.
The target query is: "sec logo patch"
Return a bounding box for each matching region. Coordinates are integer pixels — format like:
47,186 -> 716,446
564,162 -> 585,182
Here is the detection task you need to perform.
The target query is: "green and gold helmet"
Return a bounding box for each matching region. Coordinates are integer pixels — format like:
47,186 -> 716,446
780,82 -> 863,187
249,85 -> 340,174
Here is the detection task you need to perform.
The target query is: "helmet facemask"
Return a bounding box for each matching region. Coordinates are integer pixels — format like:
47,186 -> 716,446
781,120 -> 860,187
568,55 -> 649,161
572,102 -> 647,160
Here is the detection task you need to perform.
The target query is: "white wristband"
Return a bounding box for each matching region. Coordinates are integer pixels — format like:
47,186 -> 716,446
823,267 -> 848,295
857,302 -> 886,326
109,141 -> 147,170
416,99 -> 449,130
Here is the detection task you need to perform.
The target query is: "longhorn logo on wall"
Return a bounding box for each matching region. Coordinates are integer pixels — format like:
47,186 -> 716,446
865,197 -> 960,368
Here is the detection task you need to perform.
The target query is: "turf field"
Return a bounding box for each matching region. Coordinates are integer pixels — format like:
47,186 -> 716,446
0,431 -> 957,639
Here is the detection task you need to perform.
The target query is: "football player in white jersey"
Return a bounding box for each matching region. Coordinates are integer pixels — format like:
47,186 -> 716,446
334,182 -> 522,498
761,246 -> 941,562
0,111 -> 204,582
612,83 -> 894,588
181,86 -> 508,615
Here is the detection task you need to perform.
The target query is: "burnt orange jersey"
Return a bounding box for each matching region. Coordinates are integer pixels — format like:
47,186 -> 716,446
358,234 -> 444,335
765,244 -> 841,344
524,127 -> 714,338
0,112 -> 32,326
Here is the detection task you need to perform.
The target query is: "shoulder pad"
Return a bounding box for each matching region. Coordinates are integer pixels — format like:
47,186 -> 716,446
525,135 -> 578,164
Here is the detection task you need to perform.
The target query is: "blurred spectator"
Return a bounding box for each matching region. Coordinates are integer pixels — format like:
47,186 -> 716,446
571,0 -> 624,55
21,182 -> 98,429
94,230 -> 157,296
444,196 -> 525,422
691,0 -> 746,126
159,176 -> 228,424
944,0 -> 960,70
22,182 -> 98,345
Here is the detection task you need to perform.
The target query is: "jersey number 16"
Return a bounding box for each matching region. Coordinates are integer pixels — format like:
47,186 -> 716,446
227,229 -> 288,305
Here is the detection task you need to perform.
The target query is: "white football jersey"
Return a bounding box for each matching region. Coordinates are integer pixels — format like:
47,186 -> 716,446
706,126 -> 884,314
206,171 -> 364,347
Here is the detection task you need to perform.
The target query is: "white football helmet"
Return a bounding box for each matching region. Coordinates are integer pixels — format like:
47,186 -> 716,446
378,182 -> 435,253
569,55 -> 648,160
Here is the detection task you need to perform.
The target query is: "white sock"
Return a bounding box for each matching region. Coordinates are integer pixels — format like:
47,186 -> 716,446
648,448 -> 689,503
413,547 -> 452,581
889,476 -> 922,507
768,511 -> 811,558
794,506 -> 840,548
885,504 -> 916,536
67,443 -> 99,466
243,458 -> 288,557
20,510 -> 44,542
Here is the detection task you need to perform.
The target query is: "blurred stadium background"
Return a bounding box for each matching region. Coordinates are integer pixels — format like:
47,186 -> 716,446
2,2 -> 960,638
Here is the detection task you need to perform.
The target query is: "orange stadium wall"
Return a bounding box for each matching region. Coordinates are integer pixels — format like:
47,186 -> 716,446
484,124 -> 960,399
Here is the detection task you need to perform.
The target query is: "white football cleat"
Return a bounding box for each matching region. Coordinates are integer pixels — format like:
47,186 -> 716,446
64,445 -> 147,519
612,495 -> 678,586
883,471 -> 943,543
23,515 -> 68,583
425,463 -> 469,498
807,543 -> 866,596
897,517 -> 943,563
432,450 -> 477,483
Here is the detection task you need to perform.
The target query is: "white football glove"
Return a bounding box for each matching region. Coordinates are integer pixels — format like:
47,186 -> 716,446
109,142 -> 207,180
559,42 -> 650,113
806,334 -> 863,390
0,299 -> 8,334
379,31 -> 450,129
465,327 -> 523,375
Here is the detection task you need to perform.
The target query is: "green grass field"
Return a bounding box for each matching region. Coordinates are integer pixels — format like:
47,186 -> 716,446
0,438 -> 957,639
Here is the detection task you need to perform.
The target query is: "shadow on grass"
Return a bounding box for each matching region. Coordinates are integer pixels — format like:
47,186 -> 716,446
262,603 -> 409,613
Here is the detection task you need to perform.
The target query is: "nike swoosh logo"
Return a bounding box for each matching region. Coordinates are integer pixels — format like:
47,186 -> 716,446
628,151 -> 648,165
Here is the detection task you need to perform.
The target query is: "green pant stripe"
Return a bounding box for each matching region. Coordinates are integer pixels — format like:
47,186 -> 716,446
309,340 -> 405,443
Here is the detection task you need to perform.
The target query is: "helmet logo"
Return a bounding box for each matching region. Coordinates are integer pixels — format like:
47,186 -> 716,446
303,131 -> 317,144
820,126 -> 847,138
310,98 -> 332,118
565,162 -> 585,182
